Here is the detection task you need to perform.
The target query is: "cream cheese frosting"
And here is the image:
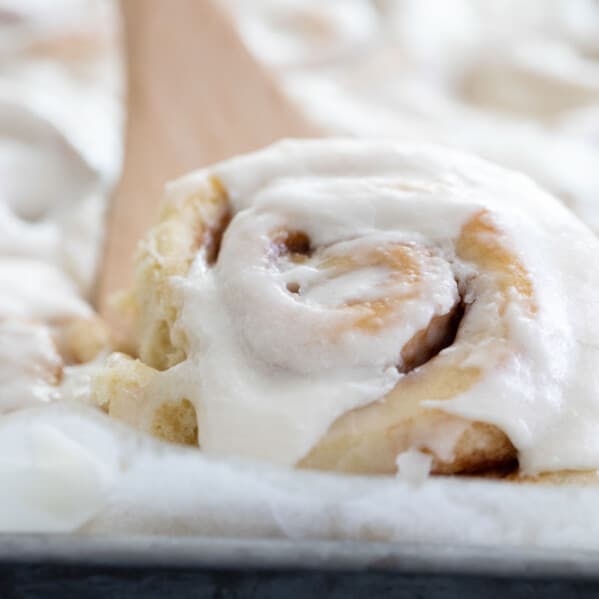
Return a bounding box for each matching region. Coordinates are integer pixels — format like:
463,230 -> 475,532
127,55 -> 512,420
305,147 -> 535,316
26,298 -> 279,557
0,320 -> 62,413
0,258 -> 92,321
125,139 -> 599,474
0,1 -> 118,420
0,0 -> 121,294
4,402 -> 599,549
0,405 -> 117,533
1,0 -> 599,540
226,0 -> 599,233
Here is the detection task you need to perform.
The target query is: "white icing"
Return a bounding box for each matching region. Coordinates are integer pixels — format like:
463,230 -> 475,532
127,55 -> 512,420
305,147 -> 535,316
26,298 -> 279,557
162,139 -> 599,473
222,0 -> 379,68
229,0 -> 599,233
55,360 -> 107,407
0,97 -> 108,292
0,0 -> 119,419
0,407 -> 116,533
0,0 -> 598,541
0,258 -> 91,321
396,449 -> 432,484
3,403 -> 599,551
0,320 -> 62,412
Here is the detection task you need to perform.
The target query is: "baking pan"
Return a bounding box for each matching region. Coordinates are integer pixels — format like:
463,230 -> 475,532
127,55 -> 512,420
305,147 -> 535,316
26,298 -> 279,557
2,535 -> 599,598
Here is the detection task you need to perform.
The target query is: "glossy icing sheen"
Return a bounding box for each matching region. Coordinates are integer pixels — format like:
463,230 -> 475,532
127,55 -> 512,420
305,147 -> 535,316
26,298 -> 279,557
156,140 -> 599,473
0,0 -> 120,420
226,0 -> 599,232
0,258 -> 91,321
0,320 -> 62,412
0,0 -> 599,537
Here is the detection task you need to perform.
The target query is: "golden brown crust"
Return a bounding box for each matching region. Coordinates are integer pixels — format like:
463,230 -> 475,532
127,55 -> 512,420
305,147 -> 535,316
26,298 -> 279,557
93,180 -> 231,446
446,422 -> 516,475
151,399 -> 198,446
506,470 -> 599,485
300,404 -> 516,475
55,316 -> 112,364
133,176 -> 230,370
95,353 -> 198,446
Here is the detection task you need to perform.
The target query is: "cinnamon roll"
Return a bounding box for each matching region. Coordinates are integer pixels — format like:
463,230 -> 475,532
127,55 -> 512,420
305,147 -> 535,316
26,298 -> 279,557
0,257 -> 111,413
95,140 -> 599,478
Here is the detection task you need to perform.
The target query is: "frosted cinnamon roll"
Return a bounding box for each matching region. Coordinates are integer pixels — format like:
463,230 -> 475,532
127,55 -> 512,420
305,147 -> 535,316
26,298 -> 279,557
0,100 -> 105,293
95,140 -> 599,477
462,41 -> 599,120
0,257 -> 111,412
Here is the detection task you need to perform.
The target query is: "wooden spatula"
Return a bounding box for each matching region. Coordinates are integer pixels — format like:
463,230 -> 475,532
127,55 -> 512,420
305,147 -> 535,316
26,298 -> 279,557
97,0 -> 316,328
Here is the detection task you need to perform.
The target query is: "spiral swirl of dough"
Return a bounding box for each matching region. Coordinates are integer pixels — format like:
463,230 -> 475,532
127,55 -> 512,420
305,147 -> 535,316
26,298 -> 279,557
101,140 -> 599,476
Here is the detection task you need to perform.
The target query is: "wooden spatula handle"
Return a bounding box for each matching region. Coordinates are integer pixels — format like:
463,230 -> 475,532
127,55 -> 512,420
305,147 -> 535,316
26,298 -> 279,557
97,0 -> 315,325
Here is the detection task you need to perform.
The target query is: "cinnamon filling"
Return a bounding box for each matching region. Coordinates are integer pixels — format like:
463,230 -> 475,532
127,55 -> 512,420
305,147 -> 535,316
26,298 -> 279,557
399,301 -> 465,374
272,230 -> 465,374
272,230 -> 312,261
204,209 -> 232,265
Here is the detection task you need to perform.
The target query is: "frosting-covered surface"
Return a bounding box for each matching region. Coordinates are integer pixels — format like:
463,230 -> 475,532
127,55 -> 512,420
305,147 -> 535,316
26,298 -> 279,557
1,0 -> 599,541
0,405 -> 117,533
0,0 -> 119,430
0,320 -> 62,412
0,0 -> 121,294
0,258 -> 91,321
3,402 -> 599,549
225,0 -> 599,233
123,139 -> 599,474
